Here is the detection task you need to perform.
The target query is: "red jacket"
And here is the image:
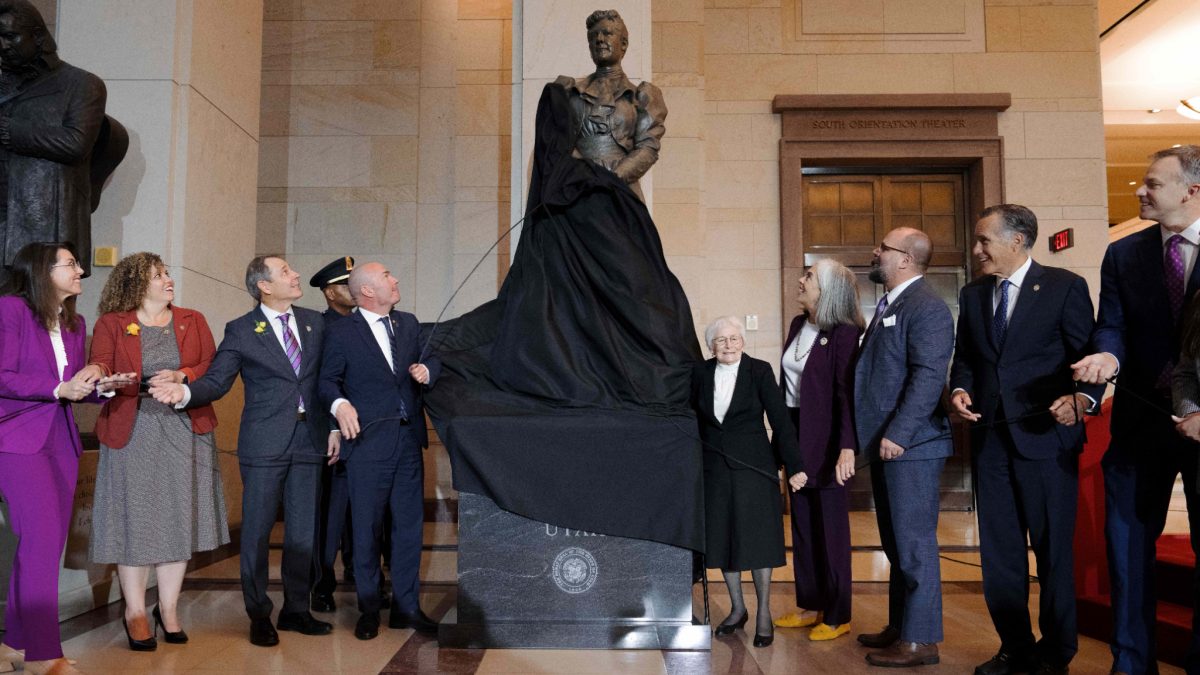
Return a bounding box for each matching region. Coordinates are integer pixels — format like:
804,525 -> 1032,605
90,306 -> 218,449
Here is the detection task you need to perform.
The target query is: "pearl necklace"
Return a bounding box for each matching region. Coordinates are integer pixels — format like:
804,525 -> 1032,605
793,330 -> 816,362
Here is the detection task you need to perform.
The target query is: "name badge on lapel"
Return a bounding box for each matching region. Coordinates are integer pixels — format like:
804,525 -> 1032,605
882,316 -> 897,327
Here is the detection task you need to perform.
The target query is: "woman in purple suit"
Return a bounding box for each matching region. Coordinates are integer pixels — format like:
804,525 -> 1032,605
775,258 -> 864,641
0,243 -> 132,675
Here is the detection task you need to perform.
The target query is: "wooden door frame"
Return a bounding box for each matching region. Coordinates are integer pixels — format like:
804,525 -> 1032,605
773,94 -> 1011,510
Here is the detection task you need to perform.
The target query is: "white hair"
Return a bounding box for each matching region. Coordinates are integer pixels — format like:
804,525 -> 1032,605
704,315 -> 745,347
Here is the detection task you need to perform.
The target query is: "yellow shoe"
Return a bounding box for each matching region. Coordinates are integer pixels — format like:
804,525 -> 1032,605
774,611 -> 821,628
809,622 -> 850,641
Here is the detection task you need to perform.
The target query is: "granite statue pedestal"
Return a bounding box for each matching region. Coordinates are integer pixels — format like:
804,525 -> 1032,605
438,492 -> 710,649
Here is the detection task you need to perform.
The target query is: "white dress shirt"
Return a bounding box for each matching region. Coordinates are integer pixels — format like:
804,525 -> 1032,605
782,321 -> 819,407
993,255 -> 1032,323
50,324 -> 67,398
713,360 -> 740,424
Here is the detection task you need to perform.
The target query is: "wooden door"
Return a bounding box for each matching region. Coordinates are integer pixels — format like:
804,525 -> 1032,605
800,172 -> 973,510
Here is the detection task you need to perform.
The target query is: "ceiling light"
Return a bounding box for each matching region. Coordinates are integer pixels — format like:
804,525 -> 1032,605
1129,181 -> 1137,185
1175,144 -> 1183,148
1149,108 -> 1163,113
1179,97 -> 1200,121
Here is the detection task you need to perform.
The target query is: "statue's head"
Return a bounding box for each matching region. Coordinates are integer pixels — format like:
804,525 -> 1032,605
0,0 -> 56,71
586,9 -> 627,68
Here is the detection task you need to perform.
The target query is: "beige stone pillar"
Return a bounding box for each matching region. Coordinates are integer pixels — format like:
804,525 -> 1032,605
511,1 -> 654,248
6,0 -> 264,623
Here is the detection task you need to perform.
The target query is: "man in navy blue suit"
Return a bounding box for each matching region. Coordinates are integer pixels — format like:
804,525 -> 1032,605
319,261 -> 441,641
950,204 -> 1102,675
853,227 -> 955,668
1074,145 -> 1200,675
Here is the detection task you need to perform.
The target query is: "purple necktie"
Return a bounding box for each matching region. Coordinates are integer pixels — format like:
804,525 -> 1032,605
278,313 -> 304,408
864,294 -> 889,341
1166,234 -> 1187,318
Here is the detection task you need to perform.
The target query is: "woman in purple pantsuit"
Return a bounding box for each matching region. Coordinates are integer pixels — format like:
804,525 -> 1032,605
0,243 -> 132,675
776,259 -> 863,642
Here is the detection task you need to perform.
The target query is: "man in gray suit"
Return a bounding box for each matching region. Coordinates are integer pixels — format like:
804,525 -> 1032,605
151,255 -> 339,647
854,227 -> 955,667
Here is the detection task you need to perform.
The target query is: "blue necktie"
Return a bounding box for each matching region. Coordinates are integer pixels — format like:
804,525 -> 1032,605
380,316 -> 410,421
993,280 -> 1011,346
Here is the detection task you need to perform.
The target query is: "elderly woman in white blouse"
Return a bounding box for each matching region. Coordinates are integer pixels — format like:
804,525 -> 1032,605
692,315 -> 807,648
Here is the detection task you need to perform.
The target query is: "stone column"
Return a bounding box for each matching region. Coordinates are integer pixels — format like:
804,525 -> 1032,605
0,0 -> 263,626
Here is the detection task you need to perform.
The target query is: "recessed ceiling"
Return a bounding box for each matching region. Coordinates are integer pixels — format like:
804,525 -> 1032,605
1100,0 -> 1200,224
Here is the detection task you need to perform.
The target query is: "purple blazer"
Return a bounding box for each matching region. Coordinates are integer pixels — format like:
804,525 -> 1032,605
781,316 -> 860,489
0,295 -> 89,456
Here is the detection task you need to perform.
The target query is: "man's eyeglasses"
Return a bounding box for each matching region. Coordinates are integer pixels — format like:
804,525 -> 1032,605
712,335 -> 744,347
878,241 -> 910,257
50,260 -> 83,271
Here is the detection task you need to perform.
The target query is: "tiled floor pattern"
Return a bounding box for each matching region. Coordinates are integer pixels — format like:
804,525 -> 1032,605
13,484 -> 1192,674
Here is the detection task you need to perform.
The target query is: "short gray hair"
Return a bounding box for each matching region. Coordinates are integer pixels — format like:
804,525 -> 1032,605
980,203 -> 1038,251
810,259 -> 865,331
245,254 -> 282,302
704,315 -> 745,348
1151,145 -> 1200,185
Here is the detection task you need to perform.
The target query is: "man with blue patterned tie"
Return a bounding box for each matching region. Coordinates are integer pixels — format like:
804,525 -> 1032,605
950,205 -> 1101,674
319,261 -> 441,641
150,255 -> 337,646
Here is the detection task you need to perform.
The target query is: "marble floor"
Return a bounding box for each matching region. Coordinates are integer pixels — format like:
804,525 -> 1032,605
14,488 -> 1191,674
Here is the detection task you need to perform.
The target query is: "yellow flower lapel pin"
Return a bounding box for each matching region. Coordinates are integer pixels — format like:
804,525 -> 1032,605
125,323 -> 140,336
254,321 -> 267,334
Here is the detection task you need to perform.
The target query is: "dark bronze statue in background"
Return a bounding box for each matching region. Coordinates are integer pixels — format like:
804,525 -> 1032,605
554,9 -> 665,202
0,0 -> 126,280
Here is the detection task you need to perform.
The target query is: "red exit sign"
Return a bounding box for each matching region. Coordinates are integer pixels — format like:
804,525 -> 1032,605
1049,228 -> 1074,253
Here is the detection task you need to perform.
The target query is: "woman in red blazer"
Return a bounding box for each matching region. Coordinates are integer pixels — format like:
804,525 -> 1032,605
776,258 -> 864,641
87,252 -> 228,650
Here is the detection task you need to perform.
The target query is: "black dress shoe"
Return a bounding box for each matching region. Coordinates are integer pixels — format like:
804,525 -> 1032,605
311,591 -> 336,613
355,612 -> 381,640
249,618 -> 279,647
752,632 -> 774,648
152,605 -> 189,644
713,612 -> 748,637
278,611 -> 332,635
1034,662 -> 1069,675
122,615 -> 158,652
389,606 -> 437,634
975,651 -> 1034,675
857,624 -> 900,649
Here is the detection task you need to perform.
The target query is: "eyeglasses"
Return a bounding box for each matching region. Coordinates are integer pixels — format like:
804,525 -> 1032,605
878,241 -> 910,257
712,335 -> 744,347
50,260 -> 83,271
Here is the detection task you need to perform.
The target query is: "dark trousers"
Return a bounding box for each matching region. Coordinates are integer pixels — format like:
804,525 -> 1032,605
871,456 -> 946,644
788,485 -> 852,625
1103,409 -> 1200,675
238,422 -> 322,620
345,435 -> 424,614
314,461 -> 353,594
976,425 -> 1078,668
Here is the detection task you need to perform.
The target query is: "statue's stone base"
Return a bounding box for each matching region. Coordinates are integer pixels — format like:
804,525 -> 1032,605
438,492 -> 710,650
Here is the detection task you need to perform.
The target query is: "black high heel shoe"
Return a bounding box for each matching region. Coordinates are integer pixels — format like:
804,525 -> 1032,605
153,605 -> 189,644
122,615 -> 158,651
714,612 -> 748,636
753,632 -> 774,648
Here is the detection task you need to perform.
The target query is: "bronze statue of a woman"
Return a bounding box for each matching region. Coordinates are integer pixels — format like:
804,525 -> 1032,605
554,10 -> 666,202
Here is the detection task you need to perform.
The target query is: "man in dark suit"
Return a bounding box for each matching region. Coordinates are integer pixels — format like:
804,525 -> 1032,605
1074,145 -> 1200,675
853,227 -> 955,668
319,261 -> 441,641
308,256 -> 356,614
950,204 -> 1101,675
150,255 -> 337,647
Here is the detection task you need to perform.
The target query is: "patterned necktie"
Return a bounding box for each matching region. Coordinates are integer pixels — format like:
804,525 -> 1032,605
278,313 -> 304,409
1166,234 -> 1187,319
993,280 -> 1011,346
864,294 -> 889,341
379,316 -> 410,420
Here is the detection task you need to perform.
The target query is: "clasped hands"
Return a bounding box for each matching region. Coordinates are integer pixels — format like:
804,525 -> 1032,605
59,365 -> 137,401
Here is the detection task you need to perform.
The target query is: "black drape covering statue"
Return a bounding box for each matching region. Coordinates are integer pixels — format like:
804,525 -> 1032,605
425,9 -> 705,551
